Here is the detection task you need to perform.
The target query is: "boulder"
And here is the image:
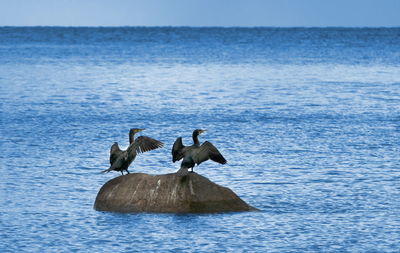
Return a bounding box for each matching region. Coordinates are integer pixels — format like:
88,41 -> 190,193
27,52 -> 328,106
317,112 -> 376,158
94,172 -> 258,213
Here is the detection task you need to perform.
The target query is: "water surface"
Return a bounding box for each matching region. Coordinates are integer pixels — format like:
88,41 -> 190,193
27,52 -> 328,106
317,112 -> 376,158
1,27 -> 400,252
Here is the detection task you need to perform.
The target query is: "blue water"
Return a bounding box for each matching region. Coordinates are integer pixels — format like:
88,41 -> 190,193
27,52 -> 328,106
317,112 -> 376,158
1,27 -> 400,252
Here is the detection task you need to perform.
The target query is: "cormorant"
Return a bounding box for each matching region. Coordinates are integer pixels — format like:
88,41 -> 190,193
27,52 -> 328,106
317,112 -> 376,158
172,129 -> 226,174
101,128 -> 164,175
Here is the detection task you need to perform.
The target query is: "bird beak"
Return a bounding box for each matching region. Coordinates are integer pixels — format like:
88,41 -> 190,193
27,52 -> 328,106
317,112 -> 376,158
138,128 -> 145,132
200,129 -> 207,134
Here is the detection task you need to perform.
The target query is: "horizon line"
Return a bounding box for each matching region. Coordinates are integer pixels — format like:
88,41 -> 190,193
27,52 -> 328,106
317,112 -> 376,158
1,25 -> 399,29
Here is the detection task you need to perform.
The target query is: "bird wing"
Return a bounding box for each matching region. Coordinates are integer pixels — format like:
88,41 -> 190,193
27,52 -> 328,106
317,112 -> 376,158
128,136 -> 164,156
172,137 -> 186,162
109,143 -> 123,165
193,141 -> 227,165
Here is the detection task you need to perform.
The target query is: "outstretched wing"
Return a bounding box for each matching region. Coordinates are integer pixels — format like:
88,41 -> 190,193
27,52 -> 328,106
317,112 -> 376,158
128,136 -> 164,156
172,137 -> 185,162
193,141 -> 227,165
110,142 -> 122,165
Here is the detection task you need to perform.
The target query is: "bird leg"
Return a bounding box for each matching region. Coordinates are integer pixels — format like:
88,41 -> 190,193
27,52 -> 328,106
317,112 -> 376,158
126,169 -> 130,174
190,167 -> 194,173
120,171 -> 124,176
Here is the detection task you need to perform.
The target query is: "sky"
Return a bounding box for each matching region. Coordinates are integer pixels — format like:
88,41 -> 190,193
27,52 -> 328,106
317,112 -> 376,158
0,0 -> 399,27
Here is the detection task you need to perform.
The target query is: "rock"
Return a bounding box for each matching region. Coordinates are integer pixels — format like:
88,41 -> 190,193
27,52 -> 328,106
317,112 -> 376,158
94,172 -> 258,213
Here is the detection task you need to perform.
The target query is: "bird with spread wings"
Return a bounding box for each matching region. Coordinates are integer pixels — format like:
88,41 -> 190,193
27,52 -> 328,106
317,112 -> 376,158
102,128 -> 163,175
172,129 -> 226,175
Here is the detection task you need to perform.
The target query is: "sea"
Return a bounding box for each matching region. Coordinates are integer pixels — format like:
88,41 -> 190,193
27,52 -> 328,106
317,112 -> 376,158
1,27 -> 399,252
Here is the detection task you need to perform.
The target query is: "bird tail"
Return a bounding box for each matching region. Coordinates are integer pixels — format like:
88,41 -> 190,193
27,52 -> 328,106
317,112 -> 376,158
100,167 -> 112,173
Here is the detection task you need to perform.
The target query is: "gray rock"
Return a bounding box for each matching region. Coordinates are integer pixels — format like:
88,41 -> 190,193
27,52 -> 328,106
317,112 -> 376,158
94,172 -> 258,213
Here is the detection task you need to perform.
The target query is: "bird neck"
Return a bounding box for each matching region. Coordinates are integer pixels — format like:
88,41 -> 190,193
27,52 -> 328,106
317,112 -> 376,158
129,131 -> 135,144
192,132 -> 200,145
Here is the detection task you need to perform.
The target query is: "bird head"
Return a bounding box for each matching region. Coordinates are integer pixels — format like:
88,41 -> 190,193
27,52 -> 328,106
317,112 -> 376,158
194,129 -> 207,135
130,128 -> 145,134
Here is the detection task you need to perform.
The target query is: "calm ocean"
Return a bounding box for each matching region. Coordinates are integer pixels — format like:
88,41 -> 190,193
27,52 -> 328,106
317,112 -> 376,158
1,27 -> 400,252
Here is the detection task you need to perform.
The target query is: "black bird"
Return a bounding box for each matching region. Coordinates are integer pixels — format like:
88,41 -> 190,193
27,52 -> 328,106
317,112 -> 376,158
172,129 -> 226,174
101,128 -> 164,175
